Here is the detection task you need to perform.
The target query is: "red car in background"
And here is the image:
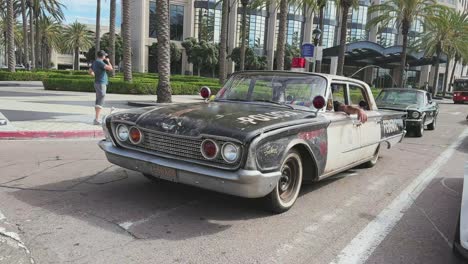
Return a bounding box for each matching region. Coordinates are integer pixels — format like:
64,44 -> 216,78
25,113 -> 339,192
453,77 -> 468,104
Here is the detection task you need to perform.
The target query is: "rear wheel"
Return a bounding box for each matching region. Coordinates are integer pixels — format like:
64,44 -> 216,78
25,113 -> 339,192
264,150 -> 303,214
361,145 -> 380,168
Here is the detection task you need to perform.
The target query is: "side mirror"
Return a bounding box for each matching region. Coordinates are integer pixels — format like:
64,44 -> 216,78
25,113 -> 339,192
200,86 -> 211,100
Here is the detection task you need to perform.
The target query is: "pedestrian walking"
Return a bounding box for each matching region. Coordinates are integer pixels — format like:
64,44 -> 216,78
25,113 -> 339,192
89,50 -> 113,125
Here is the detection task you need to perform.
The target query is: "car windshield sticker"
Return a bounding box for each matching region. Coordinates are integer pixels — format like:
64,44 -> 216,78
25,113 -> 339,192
237,111 -> 300,124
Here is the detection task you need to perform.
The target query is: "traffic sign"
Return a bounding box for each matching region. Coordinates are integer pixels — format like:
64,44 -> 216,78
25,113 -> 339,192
301,43 -> 315,58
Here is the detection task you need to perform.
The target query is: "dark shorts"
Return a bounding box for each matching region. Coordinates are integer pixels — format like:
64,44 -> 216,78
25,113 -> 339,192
94,83 -> 107,108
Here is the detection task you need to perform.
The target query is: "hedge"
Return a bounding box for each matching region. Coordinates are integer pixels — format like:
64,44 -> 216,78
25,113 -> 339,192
43,78 -> 221,95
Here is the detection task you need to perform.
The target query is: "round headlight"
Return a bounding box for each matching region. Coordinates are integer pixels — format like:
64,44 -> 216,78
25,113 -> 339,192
129,127 -> 143,144
411,111 -> 420,119
116,124 -> 129,141
201,139 -> 219,160
222,143 -> 240,163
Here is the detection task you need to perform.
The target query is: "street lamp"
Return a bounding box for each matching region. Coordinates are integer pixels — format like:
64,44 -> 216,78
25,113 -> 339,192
239,0 -> 250,71
312,27 -> 322,46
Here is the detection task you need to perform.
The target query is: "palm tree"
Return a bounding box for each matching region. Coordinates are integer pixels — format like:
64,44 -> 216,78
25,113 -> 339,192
122,0 -> 132,81
219,0 -> 229,84
316,0 -> 326,73
156,0 -> 172,103
95,0 -> 101,58
276,0 -> 288,70
38,16 -> 61,68
7,0 -> 16,72
418,9 -> 467,96
239,0 -> 251,71
20,0 -> 29,68
109,0 -> 116,76
62,21 -> 94,70
367,0 -> 439,87
27,0 -> 35,69
336,0 -> 359,76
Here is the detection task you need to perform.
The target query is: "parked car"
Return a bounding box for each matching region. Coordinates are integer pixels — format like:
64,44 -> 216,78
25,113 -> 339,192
99,71 -> 406,213
376,88 -> 439,137
453,77 -> 468,104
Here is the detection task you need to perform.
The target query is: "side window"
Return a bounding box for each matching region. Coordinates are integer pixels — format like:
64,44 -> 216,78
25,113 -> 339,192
327,83 -> 347,111
349,85 -> 369,110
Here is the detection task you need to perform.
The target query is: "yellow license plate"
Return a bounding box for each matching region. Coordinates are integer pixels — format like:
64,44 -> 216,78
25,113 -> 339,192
151,164 -> 177,182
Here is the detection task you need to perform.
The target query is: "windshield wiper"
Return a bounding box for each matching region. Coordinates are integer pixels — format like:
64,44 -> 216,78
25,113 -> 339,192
252,100 -> 295,109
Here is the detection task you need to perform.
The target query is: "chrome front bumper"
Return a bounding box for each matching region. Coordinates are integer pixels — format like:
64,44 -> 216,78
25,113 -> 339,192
99,140 -> 280,198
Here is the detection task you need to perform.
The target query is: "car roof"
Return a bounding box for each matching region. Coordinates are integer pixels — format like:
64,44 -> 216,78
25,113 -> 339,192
380,88 -> 426,93
232,70 -> 369,87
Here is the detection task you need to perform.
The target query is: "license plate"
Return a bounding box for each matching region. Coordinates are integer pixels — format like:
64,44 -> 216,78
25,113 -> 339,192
151,164 -> 177,182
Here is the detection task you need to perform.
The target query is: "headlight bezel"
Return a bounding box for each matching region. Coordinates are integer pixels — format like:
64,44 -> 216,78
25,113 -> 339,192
221,142 -> 240,163
410,111 -> 421,119
201,139 -> 220,160
116,124 -> 130,142
128,126 -> 143,145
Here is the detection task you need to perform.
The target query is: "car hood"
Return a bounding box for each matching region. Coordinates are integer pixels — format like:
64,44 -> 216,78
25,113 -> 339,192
109,102 -> 321,142
377,103 -> 420,112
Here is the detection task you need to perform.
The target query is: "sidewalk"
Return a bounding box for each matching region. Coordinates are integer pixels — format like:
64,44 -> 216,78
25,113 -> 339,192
0,81 -> 202,139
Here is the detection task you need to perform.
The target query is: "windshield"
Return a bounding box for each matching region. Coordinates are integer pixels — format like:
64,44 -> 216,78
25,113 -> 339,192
453,79 -> 468,91
216,72 -> 327,111
376,90 -> 424,106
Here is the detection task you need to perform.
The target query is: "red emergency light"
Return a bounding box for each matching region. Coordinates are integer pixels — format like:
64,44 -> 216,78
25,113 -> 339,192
291,57 -> 306,68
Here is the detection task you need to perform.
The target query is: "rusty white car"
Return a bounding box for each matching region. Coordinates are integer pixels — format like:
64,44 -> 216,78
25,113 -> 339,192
99,71 -> 406,213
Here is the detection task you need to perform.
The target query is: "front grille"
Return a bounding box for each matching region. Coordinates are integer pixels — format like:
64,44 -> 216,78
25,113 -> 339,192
121,129 -> 241,168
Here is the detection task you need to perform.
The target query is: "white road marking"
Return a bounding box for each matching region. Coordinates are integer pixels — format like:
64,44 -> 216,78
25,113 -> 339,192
331,127 -> 468,264
450,112 -> 461,115
0,210 -> 5,221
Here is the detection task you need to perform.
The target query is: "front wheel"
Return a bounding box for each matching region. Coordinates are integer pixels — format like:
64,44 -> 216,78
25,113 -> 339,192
264,150 -> 303,214
413,121 -> 424,137
427,117 -> 436,130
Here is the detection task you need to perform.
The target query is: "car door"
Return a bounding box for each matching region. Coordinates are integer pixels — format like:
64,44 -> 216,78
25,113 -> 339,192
348,84 -> 381,159
323,82 -> 362,174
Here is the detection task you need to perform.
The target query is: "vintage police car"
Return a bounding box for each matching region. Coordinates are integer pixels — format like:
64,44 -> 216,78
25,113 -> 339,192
99,71 -> 406,213
376,88 -> 438,137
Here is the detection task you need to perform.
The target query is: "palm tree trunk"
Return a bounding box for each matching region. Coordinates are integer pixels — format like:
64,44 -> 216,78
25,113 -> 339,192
442,57 -> 451,97
21,0 -> 29,67
449,56 -> 459,92
95,0 -> 101,58
240,4 -> 247,71
399,23 -> 409,87
122,0 -> 132,81
337,5 -> 350,76
432,46 -> 441,97
109,0 -> 116,76
315,6 -> 325,73
276,0 -> 288,70
35,21 -> 40,68
29,0 -> 35,69
7,0 -> 16,72
156,0 -> 172,103
218,0 -> 229,84
74,47 -> 80,70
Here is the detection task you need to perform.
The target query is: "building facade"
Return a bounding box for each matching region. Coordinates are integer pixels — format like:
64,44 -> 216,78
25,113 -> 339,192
130,0 -> 468,89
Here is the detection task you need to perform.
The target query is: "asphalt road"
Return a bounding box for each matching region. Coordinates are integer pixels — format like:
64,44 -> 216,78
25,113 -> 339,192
0,103 -> 467,264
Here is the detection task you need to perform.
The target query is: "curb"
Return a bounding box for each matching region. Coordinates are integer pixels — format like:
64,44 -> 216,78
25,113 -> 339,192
0,130 -> 104,139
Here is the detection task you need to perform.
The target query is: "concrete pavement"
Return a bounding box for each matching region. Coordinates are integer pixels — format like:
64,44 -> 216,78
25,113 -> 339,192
0,103 -> 466,263
0,81 -> 201,139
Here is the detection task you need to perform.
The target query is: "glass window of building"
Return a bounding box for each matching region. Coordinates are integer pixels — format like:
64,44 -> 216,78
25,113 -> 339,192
378,32 -> 396,47
149,1 -> 157,38
275,4 -> 303,48
321,0 -> 337,48
149,2 -> 185,41
170,5 -> 184,41
351,5 -> 367,25
194,7 -> 222,43
236,9 -> 267,50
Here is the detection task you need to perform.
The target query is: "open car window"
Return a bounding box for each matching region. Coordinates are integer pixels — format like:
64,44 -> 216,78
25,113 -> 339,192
349,85 -> 369,110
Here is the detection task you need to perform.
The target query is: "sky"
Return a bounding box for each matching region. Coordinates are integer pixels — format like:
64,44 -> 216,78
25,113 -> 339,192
60,0 -> 121,27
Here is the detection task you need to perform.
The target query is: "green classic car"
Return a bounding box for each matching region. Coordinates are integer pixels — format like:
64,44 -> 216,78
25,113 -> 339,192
376,88 -> 439,137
